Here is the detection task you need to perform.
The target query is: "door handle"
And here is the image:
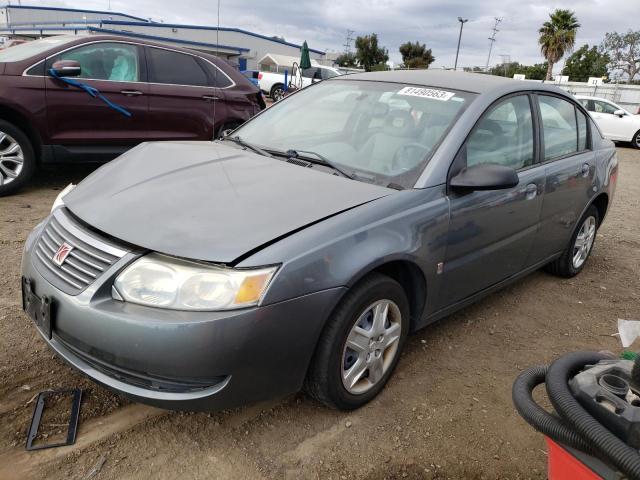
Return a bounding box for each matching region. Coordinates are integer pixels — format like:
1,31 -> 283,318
202,95 -> 220,101
581,163 -> 590,178
524,183 -> 538,200
120,90 -> 143,96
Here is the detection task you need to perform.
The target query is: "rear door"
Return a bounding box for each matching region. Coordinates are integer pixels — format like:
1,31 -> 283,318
532,94 -> 596,261
441,94 -> 545,306
145,46 -> 224,141
44,41 -> 149,158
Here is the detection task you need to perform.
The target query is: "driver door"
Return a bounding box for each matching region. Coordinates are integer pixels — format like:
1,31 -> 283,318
440,94 -> 545,307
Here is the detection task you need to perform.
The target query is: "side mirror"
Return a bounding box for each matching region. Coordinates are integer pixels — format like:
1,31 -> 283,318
450,164 -> 519,191
50,60 -> 81,77
614,109 -> 626,117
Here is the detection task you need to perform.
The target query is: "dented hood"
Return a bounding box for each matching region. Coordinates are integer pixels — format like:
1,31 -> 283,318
64,141 -> 392,263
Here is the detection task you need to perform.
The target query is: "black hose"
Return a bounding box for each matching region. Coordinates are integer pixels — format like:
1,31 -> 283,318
546,351 -> 640,480
512,365 -> 593,454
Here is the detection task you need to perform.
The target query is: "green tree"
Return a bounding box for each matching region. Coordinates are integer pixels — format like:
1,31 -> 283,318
600,30 -> 640,82
335,52 -> 357,68
563,44 -> 609,82
538,9 -> 580,80
355,33 -> 389,72
398,41 -> 435,69
519,62 -> 549,80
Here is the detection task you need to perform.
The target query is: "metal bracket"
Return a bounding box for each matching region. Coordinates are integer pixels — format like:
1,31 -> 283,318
26,389 -> 82,451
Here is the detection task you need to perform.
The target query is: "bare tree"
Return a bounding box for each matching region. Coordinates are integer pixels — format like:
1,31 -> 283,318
601,30 -> 640,82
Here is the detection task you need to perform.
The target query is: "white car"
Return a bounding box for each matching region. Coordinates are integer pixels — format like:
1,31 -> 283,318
575,95 -> 640,148
259,65 -> 342,101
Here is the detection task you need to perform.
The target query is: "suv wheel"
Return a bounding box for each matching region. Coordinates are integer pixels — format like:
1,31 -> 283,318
305,273 -> 409,410
0,120 -> 35,196
545,205 -> 599,278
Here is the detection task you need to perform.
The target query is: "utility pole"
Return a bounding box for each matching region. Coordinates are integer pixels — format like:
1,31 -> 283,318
485,17 -> 502,71
454,17 -> 468,71
343,29 -> 355,54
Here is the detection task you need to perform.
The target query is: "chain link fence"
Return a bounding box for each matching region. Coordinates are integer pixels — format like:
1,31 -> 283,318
557,82 -> 640,113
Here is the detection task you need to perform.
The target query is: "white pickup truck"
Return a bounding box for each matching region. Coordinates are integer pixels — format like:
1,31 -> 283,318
258,65 -> 342,101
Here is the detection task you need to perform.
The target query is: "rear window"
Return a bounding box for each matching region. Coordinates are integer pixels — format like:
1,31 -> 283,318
147,47 -> 209,87
0,36 -> 77,62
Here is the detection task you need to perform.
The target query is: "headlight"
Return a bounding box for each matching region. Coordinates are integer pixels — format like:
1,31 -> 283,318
51,183 -> 75,212
113,253 -> 278,311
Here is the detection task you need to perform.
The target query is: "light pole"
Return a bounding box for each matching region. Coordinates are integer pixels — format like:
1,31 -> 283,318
454,16 -> 468,71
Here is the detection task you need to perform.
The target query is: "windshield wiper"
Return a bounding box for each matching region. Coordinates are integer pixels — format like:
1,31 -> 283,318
223,136 -> 273,158
284,149 -> 353,179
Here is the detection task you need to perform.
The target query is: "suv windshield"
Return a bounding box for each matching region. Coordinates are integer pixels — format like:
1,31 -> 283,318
0,36 -> 77,62
233,79 -> 474,188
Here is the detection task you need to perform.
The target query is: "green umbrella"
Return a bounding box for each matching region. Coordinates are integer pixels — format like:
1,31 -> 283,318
300,41 -> 312,70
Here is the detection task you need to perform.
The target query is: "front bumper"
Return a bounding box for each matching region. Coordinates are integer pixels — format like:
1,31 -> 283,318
21,221 -> 345,411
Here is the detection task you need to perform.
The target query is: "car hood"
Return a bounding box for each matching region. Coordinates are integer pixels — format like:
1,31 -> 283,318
64,141 -> 392,264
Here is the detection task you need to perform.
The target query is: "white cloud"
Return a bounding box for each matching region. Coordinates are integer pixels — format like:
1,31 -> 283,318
35,0 -> 638,68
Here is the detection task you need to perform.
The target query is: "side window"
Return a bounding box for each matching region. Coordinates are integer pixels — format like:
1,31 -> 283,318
47,42 -> 139,81
465,95 -> 534,170
320,68 -> 338,80
301,67 -> 318,79
577,99 -> 590,110
593,100 -> 618,115
147,48 -> 208,86
538,96 -> 578,160
199,59 -> 233,88
577,109 -> 589,151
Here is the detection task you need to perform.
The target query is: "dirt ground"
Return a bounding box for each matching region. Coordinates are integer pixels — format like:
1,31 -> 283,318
0,147 -> 638,480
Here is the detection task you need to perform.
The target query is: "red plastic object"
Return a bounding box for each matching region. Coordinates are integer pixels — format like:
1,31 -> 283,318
546,438 -> 601,480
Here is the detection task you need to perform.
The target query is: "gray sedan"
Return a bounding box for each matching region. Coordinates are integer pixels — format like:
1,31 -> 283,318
21,70 -> 617,411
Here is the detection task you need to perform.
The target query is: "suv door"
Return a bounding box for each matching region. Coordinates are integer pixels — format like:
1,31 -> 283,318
533,94 -> 596,261
44,41 -> 149,160
145,46 -> 226,140
441,94 -> 545,306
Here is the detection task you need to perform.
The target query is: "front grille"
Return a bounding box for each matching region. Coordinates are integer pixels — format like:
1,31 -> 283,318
33,208 -> 129,295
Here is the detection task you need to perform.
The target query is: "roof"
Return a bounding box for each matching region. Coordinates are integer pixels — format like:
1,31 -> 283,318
258,53 -> 320,68
341,70 -> 531,94
1,4 -> 149,22
101,20 -> 326,55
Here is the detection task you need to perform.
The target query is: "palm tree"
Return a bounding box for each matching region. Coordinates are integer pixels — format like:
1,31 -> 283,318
538,9 -> 580,80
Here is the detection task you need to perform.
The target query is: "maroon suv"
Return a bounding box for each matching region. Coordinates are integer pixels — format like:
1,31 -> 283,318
0,34 -> 264,195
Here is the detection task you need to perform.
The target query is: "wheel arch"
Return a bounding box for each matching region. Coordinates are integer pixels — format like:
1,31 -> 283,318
591,192 -> 609,226
346,257 -> 428,332
0,104 -> 42,160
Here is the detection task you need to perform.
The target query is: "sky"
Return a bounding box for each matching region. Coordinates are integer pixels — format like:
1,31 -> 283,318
32,0 -> 637,70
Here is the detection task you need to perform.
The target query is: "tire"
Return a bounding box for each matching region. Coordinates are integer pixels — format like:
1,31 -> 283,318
305,273 -> 410,410
270,84 -> 285,102
0,120 -> 35,197
545,205 -> 599,278
632,130 -> 640,149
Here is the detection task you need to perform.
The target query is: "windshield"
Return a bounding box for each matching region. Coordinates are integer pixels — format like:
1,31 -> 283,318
0,36 -> 78,62
234,79 -> 474,188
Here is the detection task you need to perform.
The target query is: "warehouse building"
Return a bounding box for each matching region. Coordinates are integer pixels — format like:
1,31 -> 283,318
0,4 -> 326,70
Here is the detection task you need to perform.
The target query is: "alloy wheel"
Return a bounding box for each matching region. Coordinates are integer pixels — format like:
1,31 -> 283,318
572,215 -> 596,269
341,299 -> 402,395
635,131 -> 640,149
0,131 -> 24,186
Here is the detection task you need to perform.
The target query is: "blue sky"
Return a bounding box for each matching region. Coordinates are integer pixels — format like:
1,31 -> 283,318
37,0 -> 638,70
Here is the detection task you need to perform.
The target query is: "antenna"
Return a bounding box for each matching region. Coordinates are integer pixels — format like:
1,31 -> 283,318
485,17 -> 502,71
213,0 -> 220,140
343,29 -> 355,54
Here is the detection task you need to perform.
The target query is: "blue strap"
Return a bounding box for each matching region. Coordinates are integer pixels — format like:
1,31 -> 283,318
48,68 -> 132,118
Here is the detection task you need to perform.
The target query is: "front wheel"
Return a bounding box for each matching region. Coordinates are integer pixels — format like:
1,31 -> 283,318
0,120 -> 35,196
305,273 -> 409,410
545,205 -> 599,278
632,130 -> 640,149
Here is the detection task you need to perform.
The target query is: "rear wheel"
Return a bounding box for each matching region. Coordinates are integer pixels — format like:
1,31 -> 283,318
0,120 -> 35,197
270,84 -> 285,102
545,205 -> 599,278
632,129 -> 640,149
305,273 -> 409,410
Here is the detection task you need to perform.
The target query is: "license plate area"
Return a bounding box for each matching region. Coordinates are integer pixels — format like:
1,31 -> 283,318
22,277 -> 53,339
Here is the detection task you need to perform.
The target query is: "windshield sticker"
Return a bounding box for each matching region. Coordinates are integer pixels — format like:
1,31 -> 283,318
397,87 -> 455,101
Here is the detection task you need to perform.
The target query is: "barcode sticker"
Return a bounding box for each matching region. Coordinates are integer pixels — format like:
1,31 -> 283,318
397,87 -> 455,101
